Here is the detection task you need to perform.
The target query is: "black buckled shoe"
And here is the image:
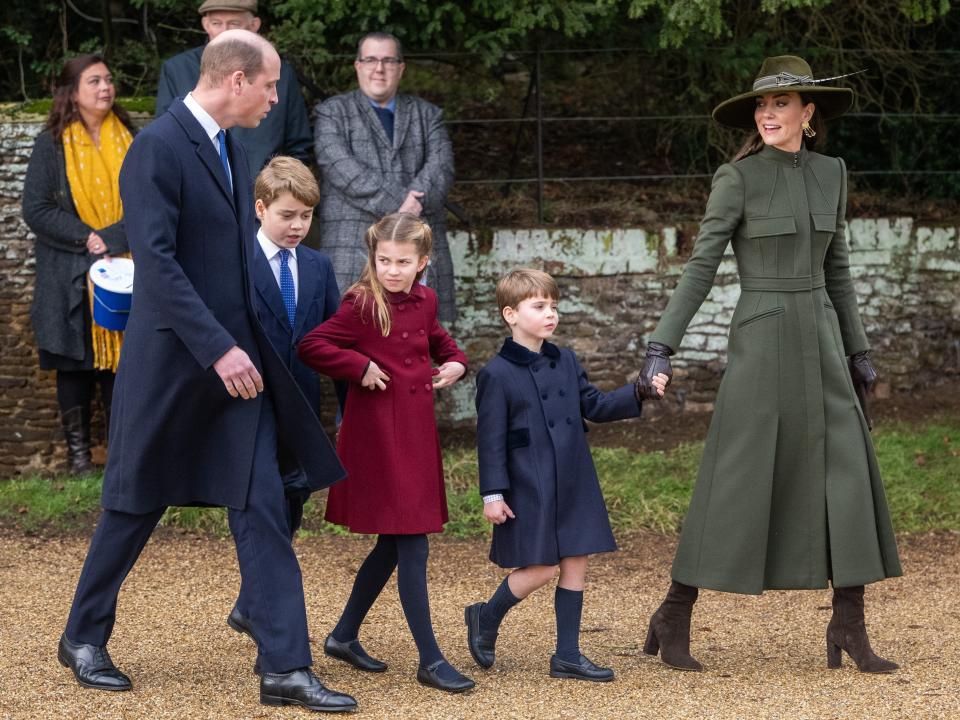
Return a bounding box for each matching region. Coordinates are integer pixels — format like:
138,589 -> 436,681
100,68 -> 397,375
549,653 -> 615,682
57,634 -> 132,691
227,606 -> 256,642
416,660 -> 475,693
323,634 -> 387,673
464,603 -> 498,669
260,668 -> 357,713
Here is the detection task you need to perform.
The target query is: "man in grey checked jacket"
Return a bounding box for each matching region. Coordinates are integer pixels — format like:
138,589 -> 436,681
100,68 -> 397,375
314,31 -> 457,322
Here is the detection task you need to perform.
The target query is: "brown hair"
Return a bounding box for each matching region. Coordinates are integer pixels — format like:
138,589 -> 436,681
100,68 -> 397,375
495,268 -> 560,327
356,31 -> 403,61
349,213 -> 433,337
199,35 -> 265,86
254,156 -> 320,207
732,93 -> 826,162
44,54 -> 134,142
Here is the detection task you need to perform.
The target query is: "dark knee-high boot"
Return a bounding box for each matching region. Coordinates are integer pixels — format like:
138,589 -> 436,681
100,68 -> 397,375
62,406 -> 94,475
643,580 -> 703,671
826,585 -> 898,673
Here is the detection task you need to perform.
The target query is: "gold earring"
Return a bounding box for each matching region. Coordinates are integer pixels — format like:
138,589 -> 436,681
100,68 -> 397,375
802,121 -> 816,138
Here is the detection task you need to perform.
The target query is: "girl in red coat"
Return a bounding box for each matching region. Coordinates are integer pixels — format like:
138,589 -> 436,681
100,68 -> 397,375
298,213 -> 473,693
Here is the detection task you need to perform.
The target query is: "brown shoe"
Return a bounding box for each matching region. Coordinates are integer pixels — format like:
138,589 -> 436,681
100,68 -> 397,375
826,585 -> 898,673
642,581 -> 703,671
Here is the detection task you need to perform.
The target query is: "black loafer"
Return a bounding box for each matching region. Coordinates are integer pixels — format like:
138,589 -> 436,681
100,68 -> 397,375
260,667 -> 357,712
464,603 -> 498,669
416,660 -> 475,693
549,653 -> 615,682
227,606 -> 257,642
57,634 -> 132,691
323,634 -> 387,673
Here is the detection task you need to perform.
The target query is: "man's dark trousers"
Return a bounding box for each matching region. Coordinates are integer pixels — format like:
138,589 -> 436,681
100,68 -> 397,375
63,397 -> 312,674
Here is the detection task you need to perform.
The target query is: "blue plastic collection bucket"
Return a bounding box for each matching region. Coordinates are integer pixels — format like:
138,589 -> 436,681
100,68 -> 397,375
89,258 -> 134,331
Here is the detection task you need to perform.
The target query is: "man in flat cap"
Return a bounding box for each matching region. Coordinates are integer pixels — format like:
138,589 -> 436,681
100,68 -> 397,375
156,0 -> 313,176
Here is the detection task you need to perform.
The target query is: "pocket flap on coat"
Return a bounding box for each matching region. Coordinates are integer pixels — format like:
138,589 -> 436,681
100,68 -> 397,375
507,428 -> 530,450
812,213 -> 838,232
746,216 -> 797,238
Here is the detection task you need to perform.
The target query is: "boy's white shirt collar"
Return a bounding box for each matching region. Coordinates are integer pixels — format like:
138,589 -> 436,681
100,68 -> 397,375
183,93 -> 222,152
256,227 -> 298,261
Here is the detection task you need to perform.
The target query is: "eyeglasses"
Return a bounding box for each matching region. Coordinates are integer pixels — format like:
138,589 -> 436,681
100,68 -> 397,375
357,56 -> 403,68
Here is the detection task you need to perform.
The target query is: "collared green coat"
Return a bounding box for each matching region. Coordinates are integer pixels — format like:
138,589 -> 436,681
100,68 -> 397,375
650,144 -> 902,594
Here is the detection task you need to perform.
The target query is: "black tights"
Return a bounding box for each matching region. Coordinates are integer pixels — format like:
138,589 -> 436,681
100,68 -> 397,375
56,370 -> 114,420
332,533 -> 443,666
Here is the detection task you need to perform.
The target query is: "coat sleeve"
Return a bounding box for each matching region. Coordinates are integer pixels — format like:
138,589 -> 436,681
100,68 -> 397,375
572,351 -> 642,423
427,293 -> 468,368
319,258 -> 349,411
120,131 -> 236,369
280,65 -> 313,164
155,59 -> 177,118
297,296 -> 371,382
824,157 -> 869,356
314,99 -> 408,217
99,219 -> 128,255
22,133 -> 91,254
649,162 -> 744,352
476,368 -> 511,495
408,103 -> 454,214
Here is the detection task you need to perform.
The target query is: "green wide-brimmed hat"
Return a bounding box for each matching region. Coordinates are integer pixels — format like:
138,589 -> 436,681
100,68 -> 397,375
712,55 -> 856,129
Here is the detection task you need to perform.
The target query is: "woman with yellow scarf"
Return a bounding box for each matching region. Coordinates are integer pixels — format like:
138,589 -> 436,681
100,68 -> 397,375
23,54 -> 135,475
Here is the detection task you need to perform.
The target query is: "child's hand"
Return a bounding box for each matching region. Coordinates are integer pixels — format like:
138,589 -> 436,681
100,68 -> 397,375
361,361 -> 390,391
484,500 -> 515,525
650,372 -> 669,397
432,361 -> 466,389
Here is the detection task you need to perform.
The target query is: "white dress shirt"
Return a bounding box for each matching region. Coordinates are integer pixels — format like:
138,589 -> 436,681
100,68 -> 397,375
257,227 -> 299,303
183,92 -> 224,156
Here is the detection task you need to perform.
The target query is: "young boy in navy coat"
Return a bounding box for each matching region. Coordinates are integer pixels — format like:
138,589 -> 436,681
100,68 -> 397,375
465,268 -> 667,681
229,156 -> 343,651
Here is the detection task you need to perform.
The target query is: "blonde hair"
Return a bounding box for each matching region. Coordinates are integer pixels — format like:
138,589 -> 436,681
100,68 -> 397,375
495,268 -> 559,327
348,213 -> 433,337
254,156 -> 320,207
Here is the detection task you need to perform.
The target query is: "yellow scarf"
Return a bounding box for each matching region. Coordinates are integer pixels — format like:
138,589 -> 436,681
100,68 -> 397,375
63,111 -> 133,372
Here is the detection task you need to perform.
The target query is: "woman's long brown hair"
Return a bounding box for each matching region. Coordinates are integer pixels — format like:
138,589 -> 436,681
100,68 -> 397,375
44,54 -> 134,141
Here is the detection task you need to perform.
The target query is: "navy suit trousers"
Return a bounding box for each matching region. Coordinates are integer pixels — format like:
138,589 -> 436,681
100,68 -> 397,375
64,396 -> 312,674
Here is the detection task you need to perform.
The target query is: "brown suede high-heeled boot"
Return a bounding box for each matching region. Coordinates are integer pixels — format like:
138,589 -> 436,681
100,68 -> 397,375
826,585 -> 898,673
643,580 -> 703,671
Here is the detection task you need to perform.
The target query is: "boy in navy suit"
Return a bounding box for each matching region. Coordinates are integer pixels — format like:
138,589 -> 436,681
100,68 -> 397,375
465,269 -> 668,681
228,156 -> 342,649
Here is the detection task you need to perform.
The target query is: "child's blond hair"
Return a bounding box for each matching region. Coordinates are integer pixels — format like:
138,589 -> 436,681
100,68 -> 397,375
254,156 -> 320,207
348,213 -> 433,337
495,268 -> 559,326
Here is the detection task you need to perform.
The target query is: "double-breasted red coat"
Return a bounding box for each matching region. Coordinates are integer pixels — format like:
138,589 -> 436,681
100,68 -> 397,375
298,283 -> 467,534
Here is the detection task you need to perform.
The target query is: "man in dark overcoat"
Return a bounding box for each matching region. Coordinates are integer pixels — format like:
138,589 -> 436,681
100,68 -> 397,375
57,30 -> 356,713
155,0 -> 313,177
314,31 -> 457,322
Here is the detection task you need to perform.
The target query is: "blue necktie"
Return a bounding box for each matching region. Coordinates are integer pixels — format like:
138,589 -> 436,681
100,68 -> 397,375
216,129 -> 233,193
278,249 -> 296,327
372,106 -> 395,143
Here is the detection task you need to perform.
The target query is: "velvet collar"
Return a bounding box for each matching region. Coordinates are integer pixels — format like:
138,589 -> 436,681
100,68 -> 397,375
498,337 -> 561,366
385,283 -> 427,304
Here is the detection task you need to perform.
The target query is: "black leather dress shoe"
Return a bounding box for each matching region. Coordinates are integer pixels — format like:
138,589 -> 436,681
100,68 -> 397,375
260,668 -> 357,712
57,634 -> 132,691
416,660 -> 475,693
323,634 -> 387,673
549,653 -> 615,682
464,603 -> 498,669
227,606 -> 256,642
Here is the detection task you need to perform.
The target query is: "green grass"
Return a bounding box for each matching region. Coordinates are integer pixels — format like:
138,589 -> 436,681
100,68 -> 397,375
2,419 -> 958,538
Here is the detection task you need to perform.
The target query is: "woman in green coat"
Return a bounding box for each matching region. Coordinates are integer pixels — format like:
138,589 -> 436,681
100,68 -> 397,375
635,56 -> 901,673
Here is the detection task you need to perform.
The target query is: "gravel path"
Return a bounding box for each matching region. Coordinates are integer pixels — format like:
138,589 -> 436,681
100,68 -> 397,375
1,528 -> 957,720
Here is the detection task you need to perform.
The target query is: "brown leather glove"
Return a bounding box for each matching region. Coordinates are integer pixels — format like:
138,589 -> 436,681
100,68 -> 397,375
848,350 -> 877,430
635,341 -> 673,402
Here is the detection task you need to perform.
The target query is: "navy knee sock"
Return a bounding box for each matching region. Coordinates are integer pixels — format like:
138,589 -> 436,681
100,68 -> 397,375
554,587 -> 584,663
331,534 -> 398,642
479,576 -> 521,633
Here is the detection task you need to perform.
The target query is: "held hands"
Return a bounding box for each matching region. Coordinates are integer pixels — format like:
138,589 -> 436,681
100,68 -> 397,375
432,361 -> 466,390
213,346 -> 264,399
635,341 -> 674,402
398,190 -> 425,216
361,361 -> 390,391
86,231 -> 108,256
484,500 -> 515,525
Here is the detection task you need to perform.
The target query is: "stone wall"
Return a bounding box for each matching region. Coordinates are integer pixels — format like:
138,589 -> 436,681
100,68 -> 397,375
3,117 -> 959,476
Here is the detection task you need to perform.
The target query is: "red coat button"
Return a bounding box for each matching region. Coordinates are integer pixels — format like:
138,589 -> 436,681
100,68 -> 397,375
420,355 -> 427,363
402,331 -> 409,339
410,384 -> 417,393
419,329 -> 425,336
424,383 -> 433,391
404,358 -> 412,366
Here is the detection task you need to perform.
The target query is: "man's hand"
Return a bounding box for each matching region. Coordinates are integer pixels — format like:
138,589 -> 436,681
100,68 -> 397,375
361,361 -> 390,390
213,346 -> 263,399
484,500 -> 515,525
398,190 -> 425,216
432,361 -> 466,389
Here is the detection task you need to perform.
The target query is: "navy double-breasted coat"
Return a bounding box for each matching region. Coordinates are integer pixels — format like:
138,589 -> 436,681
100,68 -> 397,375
102,100 -> 344,514
476,338 -> 642,568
